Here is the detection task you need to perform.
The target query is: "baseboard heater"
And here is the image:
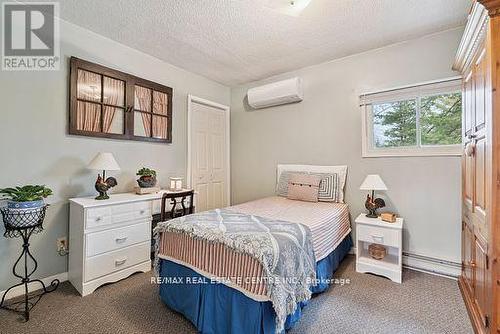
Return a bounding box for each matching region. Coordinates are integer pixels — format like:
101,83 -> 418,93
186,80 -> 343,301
402,252 -> 461,278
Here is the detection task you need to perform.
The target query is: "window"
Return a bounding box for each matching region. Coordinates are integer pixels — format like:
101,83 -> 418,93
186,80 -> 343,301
69,57 -> 173,143
360,78 -> 462,157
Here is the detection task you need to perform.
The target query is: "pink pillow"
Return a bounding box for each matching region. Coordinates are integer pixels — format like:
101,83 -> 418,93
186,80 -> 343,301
287,173 -> 321,202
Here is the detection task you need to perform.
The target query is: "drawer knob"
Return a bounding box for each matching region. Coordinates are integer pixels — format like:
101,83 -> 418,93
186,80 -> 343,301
371,234 -> 384,243
115,257 -> 127,266
140,210 -> 145,214
96,217 -> 102,222
115,237 -> 128,243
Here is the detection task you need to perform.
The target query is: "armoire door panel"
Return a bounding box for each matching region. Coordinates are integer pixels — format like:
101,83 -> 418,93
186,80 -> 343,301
464,146 -> 474,209
474,136 -> 486,212
464,71 -> 475,137
473,236 -> 488,329
463,222 -> 475,294
474,49 -> 486,132
474,134 -> 489,241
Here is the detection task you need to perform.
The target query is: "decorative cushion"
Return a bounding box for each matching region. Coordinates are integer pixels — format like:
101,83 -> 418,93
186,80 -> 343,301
277,171 -> 342,202
316,173 -> 339,203
277,171 -> 292,197
287,173 -> 321,202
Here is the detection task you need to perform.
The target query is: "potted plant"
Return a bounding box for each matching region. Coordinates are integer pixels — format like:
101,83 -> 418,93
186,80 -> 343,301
136,167 -> 157,188
0,185 -> 53,210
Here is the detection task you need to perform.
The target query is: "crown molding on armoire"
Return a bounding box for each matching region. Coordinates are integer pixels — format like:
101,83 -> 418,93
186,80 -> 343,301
478,0 -> 500,17
453,2 -> 488,72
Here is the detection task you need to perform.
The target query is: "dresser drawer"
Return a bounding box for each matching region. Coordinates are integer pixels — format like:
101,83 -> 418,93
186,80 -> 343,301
86,222 -> 151,257
85,242 -> 150,282
86,206 -> 111,228
357,224 -> 400,248
85,201 -> 151,229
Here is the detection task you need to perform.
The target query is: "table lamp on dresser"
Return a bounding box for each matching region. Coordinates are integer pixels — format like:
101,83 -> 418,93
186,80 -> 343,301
359,174 -> 387,218
88,152 -> 120,200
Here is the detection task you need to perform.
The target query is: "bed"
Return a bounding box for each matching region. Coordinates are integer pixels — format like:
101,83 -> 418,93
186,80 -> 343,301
154,165 -> 352,334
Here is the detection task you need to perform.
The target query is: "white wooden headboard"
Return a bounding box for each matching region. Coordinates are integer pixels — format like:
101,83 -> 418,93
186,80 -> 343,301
276,164 -> 348,184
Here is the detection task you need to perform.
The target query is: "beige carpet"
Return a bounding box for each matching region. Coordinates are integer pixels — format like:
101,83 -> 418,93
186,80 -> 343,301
0,256 -> 473,334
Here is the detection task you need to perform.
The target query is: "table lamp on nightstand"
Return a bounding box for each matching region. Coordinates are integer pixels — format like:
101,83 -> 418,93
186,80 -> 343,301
360,174 -> 387,218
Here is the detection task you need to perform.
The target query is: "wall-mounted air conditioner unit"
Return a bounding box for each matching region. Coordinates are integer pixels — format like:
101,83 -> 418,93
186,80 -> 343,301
247,77 -> 303,109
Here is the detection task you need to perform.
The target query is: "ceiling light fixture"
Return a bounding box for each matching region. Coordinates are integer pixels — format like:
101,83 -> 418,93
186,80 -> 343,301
265,0 -> 313,17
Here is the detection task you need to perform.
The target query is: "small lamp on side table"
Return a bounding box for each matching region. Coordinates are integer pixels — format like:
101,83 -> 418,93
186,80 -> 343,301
360,174 -> 387,218
88,152 -> 120,200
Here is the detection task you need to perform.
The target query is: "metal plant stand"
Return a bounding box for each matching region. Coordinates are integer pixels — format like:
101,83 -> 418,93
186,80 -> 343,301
0,205 -> 59,321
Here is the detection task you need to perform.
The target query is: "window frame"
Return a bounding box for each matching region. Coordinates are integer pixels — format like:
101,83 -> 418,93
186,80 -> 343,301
69,57 -> 173,144
360,77 -> 463,158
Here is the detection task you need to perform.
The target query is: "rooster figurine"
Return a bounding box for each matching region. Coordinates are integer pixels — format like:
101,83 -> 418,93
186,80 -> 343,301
365,193 -> 385,218
94,174 -> 118,200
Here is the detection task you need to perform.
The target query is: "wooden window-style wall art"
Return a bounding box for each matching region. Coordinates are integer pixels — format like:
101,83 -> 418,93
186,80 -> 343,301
69,57 -> 173,143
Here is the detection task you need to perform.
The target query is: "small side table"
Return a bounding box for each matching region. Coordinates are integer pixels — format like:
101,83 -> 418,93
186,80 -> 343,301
355,213 -> 403,283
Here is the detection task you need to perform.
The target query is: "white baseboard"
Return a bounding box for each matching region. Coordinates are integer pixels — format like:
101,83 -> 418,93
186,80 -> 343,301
349,247 -> 460,279
402,252 -> 461,279
0,272 -> 68,301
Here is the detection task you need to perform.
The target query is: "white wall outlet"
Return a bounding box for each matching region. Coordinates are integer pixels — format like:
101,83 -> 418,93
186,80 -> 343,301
56,237 -> 68,255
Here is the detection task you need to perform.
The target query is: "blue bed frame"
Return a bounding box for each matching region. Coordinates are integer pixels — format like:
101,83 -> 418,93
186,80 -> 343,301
158,235 -> 352,334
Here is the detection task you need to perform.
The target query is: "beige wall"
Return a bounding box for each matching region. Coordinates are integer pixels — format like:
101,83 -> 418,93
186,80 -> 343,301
230,28 -> 464,265
0,20 -> 230,290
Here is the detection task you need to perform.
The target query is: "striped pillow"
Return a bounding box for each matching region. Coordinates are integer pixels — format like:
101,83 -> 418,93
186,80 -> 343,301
316,173 -> 339,203
277,171 -> 292,197
277,171 -> 341,202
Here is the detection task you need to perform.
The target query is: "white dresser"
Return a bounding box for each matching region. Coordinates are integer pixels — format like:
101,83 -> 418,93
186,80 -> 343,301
69,193 -> 162,296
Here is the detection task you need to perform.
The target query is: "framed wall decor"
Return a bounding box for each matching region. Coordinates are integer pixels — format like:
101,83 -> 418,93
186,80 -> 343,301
69,57 -> 173,143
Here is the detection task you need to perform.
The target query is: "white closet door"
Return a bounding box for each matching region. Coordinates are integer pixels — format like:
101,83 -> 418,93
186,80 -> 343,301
189,97 -> 229,212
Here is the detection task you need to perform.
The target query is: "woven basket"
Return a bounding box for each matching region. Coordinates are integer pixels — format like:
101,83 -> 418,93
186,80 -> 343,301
368,243 -> 387,260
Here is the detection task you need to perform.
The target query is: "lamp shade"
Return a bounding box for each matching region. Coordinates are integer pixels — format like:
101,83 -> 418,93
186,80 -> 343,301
360,174 -> 387,191
88,152 -> 120,171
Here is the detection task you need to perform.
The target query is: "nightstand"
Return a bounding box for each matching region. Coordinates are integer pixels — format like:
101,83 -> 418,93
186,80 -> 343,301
355,213 -> 403,283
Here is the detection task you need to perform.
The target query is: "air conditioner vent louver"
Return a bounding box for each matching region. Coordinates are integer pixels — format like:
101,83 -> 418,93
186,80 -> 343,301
247,77 -> 303,109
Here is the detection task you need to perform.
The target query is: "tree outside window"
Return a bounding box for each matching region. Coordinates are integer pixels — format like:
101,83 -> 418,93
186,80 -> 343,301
372,92 -> 461,149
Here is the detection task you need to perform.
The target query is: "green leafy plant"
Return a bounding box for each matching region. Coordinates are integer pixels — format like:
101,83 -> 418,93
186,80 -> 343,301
0,185 -> 53,202
136,167 -> 156,178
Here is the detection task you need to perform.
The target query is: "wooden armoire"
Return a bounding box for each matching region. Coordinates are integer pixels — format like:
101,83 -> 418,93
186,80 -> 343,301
453,1 -> 500,333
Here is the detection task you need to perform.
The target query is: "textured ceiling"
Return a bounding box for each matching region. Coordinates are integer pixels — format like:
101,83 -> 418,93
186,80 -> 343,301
46,0 -> 469,86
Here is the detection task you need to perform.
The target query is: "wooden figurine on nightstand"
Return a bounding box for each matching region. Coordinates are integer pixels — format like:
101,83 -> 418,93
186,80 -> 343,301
360,174 -> 387,218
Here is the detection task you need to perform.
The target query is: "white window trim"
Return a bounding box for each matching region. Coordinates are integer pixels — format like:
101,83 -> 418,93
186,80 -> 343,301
360,77 -> 463,158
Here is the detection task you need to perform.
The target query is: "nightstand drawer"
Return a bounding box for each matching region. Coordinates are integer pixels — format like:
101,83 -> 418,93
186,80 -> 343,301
357,224 -> 400,247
